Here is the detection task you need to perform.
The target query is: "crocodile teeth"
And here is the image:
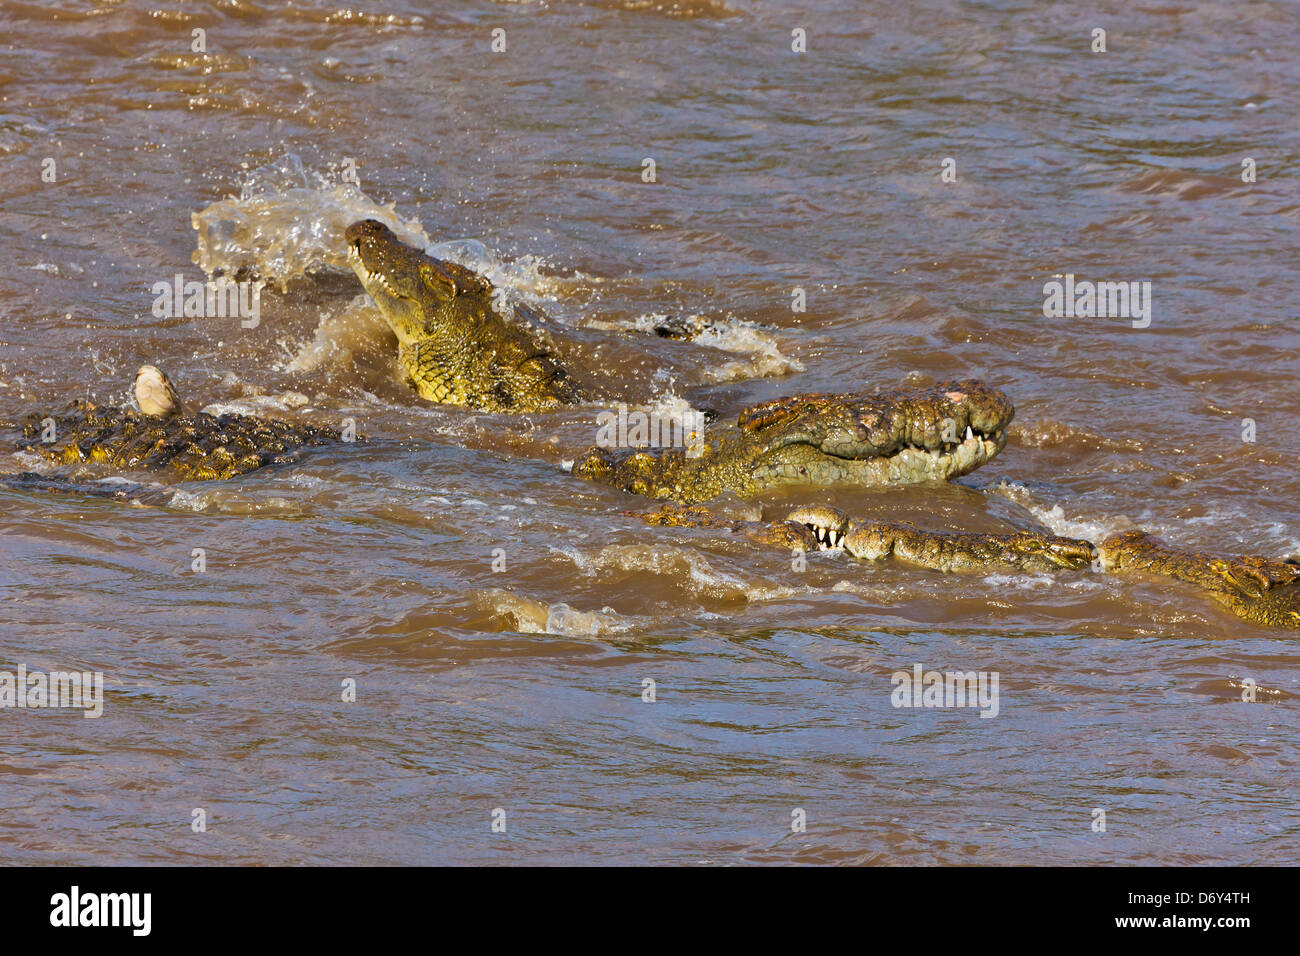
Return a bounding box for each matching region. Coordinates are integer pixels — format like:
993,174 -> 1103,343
965,425 -> 974,441
369,270 -> 397,297
349,244 -> 400,297
804,522 -> 844,550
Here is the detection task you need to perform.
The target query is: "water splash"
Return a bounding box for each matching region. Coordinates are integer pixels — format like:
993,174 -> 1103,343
192,152 -> 584,309
191,153 -> 430,288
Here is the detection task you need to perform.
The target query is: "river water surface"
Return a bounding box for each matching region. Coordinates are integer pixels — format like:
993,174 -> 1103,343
0,0 -> 1297,864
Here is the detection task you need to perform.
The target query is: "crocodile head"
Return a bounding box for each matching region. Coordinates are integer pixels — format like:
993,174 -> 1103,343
344,220 -> 584,410
575,380 -> 1013,503
345,219 -> 491,345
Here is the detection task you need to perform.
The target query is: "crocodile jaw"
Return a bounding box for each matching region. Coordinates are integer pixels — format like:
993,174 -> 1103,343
346,241 -> 428,344
575,425 -> 1008,504
751,426 -> 1006,490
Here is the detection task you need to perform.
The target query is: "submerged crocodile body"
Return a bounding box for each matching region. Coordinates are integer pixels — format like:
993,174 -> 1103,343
635,504 -> 1300,627
1099,531 -> 1300,628
340,219 -> 1299,629
9,366 -> 345,482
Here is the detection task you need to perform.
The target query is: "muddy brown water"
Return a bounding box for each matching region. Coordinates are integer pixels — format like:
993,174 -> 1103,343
0,0 -> 1296,864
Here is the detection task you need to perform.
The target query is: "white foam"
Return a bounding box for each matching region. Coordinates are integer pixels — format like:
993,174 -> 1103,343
165,488 -> 300,514
552,542 -> 799,602
197,394 -> 309,417
988,481 -> 1125,543
692,318 -> 804,381
992,480 -> 1298,556
192,152 -> 585,316
477,588 -> 631,638
281,294 -> 387,375
544,602 -> 629,638
591,312 -> 803,382
980,572 -> 1105,592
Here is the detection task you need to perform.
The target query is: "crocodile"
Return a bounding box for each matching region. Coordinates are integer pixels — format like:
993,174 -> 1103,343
573,383 -> 1010,502
7,365 -> 346,483
341,219 -> 1299,628
346,219 -> 585,411
635,504 -> 1300,627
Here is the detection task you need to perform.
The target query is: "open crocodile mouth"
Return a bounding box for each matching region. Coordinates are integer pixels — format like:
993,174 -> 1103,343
729,381 -> 1015,494
806,522 -> 847,554
809,525 -> 846,549
775,426 -> 1002,547
863,422 -> 1001,470
783,505 -> 851,550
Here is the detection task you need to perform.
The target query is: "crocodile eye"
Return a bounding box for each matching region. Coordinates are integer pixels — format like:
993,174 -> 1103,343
418,262 -> 458,299
419,260 -> 489,299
